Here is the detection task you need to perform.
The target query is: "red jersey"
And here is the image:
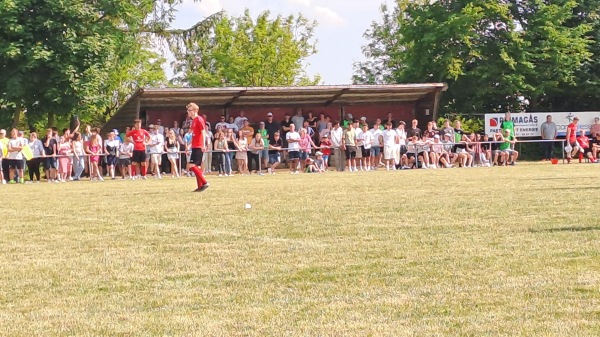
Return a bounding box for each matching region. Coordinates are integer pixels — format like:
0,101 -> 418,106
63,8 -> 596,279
191,115 -> 206,149
320,140 -> 332,155
127,129 -> 150,151
567,123 -> 577,143
577,135 -> 589,149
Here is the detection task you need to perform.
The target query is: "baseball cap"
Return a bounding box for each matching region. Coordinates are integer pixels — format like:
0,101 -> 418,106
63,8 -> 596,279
504,129 -> 511,132
444,133 -> 451,137
0,129 -> 5,134
148,124 -> 155,129
315,151 -> 323,156
112,129 -> 118,133
434,134 -> 440,139
574,116 -> 579,120
347,113 -> 353,119
267,112 -> 273,117
360,116 -> 366,121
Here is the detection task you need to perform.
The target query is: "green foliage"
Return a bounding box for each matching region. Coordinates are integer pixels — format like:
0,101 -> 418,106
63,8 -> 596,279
355,0 -> 593,116
437,115 -> 483,133
171,10 -> 320,87
0,0 -> 206,129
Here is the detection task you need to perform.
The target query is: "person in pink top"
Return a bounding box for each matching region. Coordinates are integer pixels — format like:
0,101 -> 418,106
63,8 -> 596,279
298,128 -> 316,172
57,133 -> 72,182
86,136 -> 103,181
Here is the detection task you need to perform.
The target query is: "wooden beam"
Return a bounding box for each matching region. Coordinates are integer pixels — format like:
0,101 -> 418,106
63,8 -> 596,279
325,88 -> 349,106
223,90 -> 247,109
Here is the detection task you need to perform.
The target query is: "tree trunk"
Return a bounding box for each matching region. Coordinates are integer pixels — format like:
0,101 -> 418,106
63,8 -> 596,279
47,111 -> 55,128
11,107 -> 22,129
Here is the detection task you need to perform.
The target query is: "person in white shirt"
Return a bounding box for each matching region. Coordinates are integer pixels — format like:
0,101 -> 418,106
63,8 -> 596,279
329,121 -> 344,172
155,119 -> 165,136
285,123 -> 301,174
233,111 -> 248,131
148,125 -> 164,178
215,115 -> 229,132
7,128 -> 26,183
394,122 -> 408,168
370,125 -> 383,169
360,124 -> 373,171
203,126 -> 213,173
118,137 -> 134,179
382,123 -> 397,170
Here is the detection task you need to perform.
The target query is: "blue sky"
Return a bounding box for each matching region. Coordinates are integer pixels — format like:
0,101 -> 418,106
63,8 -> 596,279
169,0 -> 394,85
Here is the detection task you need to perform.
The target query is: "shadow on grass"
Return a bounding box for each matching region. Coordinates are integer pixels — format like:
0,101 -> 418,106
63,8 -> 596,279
527,186 -> 599,192
529,226 -> 600,233
528,177 -> 598,181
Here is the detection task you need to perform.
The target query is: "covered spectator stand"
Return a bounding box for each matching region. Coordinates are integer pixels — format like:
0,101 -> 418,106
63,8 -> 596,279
102,84 -> 447,133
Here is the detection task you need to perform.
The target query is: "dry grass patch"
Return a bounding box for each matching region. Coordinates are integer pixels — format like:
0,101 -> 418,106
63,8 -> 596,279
1,162 -> 599,336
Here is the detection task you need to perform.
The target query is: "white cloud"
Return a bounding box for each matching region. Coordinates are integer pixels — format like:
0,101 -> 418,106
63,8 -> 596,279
314,6 -> 346,27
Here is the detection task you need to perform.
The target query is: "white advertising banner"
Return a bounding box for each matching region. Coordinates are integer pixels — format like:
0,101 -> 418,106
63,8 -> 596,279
484,112 -> 600,137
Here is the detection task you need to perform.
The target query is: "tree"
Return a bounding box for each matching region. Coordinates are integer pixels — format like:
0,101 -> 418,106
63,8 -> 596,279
0,0 -> 218,129
171,10 -> 320,87
354,0 -> 592,116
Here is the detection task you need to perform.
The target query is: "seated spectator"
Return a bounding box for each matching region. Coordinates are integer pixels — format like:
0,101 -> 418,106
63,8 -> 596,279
314,151 -> 326,173
497,129 -> 519,165
576,130 -> 596,163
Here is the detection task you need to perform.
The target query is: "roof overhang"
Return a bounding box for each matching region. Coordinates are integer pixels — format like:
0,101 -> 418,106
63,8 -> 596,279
121,83 -> 447,112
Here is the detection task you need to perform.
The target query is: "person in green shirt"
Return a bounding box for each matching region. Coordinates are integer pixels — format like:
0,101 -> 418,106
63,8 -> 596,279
497,129 -> 519,165
258,122 -> 269,169
342,113 -> 353,128
500,112 -> 515,138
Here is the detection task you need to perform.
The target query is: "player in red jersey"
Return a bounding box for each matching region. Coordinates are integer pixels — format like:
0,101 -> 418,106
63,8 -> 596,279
187,103 -> 210,192
126,119 -> 151,179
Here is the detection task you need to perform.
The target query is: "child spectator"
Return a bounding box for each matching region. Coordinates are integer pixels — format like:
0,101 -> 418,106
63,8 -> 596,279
119,136 -> 134,179
319,135 -> 332,169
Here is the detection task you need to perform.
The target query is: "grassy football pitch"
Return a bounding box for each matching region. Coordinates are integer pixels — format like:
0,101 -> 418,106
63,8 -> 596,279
1,163 -> 599,336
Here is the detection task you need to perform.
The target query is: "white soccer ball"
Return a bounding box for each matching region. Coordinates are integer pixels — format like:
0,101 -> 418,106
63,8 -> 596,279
245,203 -> 252,209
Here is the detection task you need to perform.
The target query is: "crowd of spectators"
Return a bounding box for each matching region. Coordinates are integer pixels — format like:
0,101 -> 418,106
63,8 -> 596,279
1,111 -> 598,184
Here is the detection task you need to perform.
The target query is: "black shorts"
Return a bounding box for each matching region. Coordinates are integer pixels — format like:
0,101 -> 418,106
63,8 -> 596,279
400,146 -> 407,155
345,146 -> 357,159
407,153 -> 416,159
361,146 -> 371,157
106,155 -> 118,166
118,158 -> 131,167
6,159 -> 25,170
190,148 -> 203,166
288,151 -> 300,160
44,157 -> 57,169
131,150 -> 146,163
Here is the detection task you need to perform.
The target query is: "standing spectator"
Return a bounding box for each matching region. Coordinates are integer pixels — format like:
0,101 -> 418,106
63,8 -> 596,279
227,116 -> 239,132
57,132 -> 72,182
120,127 -> 131,144
27,132 -> 44,183
225,128 -> 237,176
86,135 -> 103,181
319,135 -> 332,169
71,132 -> 86,181
385,112 -> 396,128
104,131 -> 120,180
172,121 -> 181,137
234,111 -> 248,131
382,123 -> 397,170
249,133 -> 265,175
306,111 -> 317,131
165,129 -> 181,178
501,112 -> 515,137
265,112 -> 280,141
342,113 -> 353,129
118,136 -> 134,179
156,119 -> 165,136
202,123 -> 213,174
590,117 -> 600,138
215,115 -> 228,131
7,128 -> 26,183
257,121 -> 269,169
422,122 -> 437,139
298,128 -> 316,172
407,119 -> 421,138
292,109 -> 304,131
0,138 -> 4,184
214,131 -> 228,176
317,113 -> 328,135
342,122 -> 357,172
42,128 -> 58,183
360,124 -> 373,171
0,129 -> 8,183
240,120 -> 254,146
565,116 -> 580,163
280,113 -> 293,165
286,124 -> 301,174
330,121 -> 344,171
370,123 -> 383,169
540,114 -> 557,161
182,115 -> 192,133
441,120 -> 454,141
268,131 -> 284,174
202,114 -> 211,132
148,125 -> 164,179
235,130 -> 248,175
394,122 -> 408,169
